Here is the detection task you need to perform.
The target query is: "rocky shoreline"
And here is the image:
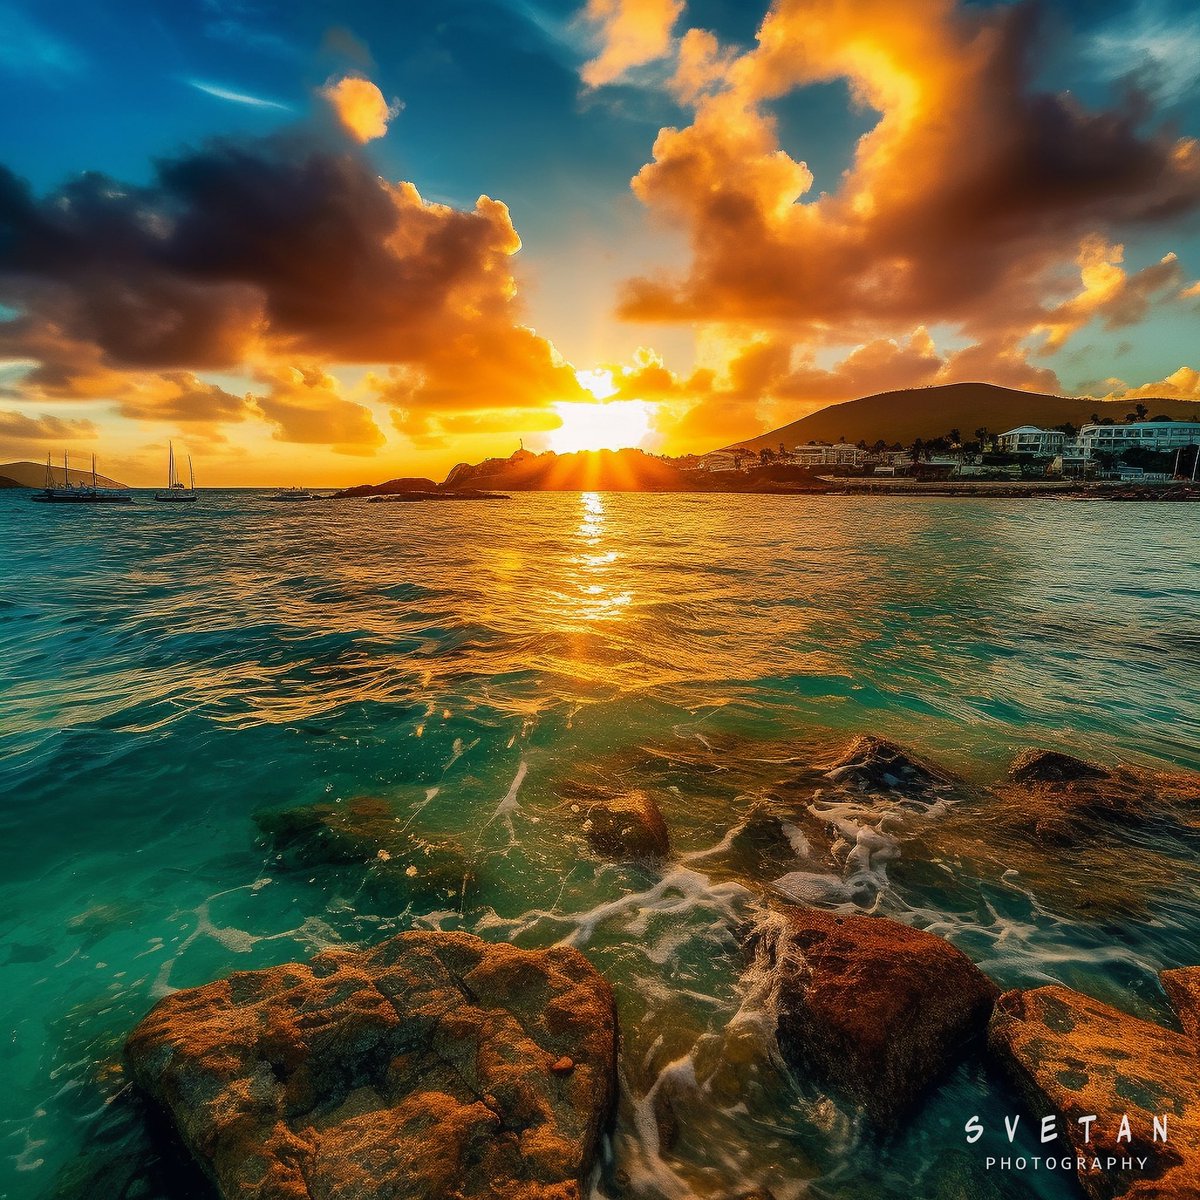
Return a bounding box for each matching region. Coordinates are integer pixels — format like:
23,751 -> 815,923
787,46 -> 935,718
115,737 -> 1200,1200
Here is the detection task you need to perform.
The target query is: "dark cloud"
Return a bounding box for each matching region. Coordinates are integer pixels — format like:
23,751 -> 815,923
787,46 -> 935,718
0,131 -> 579,447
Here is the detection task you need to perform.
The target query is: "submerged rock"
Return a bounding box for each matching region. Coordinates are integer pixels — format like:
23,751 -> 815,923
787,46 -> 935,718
255,796 -> 470,906
561,784 -> 670,862
823,735 -> 958,798
988,973 -> 1200,1200
753,905 -> 997,1127
125,930 -> 617,1200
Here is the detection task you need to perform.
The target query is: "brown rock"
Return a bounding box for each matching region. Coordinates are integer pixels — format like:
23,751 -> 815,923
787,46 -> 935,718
1160,967 -> 1200,1044
1008,748 -> 1110,784
579,789 -> 670,862
550,1056 -> 574,1074
755,904 -> 998,1127
988,979 -> 1200,1200
996,757 -> 1200,845
125,931 -> 617,1200
824,735 -> 958,797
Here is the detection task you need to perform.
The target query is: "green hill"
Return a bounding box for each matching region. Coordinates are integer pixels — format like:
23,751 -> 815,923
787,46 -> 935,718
0,460 -> 129,489
724,383 -> 1200,452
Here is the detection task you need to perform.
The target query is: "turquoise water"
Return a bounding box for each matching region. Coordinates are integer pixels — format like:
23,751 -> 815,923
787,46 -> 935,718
1,490 -> 1198,1199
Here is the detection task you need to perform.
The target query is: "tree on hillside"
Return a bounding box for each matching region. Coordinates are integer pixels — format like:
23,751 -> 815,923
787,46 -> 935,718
948,428 -> 961,446
1055,421 -> 1078,437
1125,403 -> 1149,424
910,437 -> 926,462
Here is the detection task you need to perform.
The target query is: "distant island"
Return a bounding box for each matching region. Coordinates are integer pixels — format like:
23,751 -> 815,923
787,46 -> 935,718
0,461 -> 130,490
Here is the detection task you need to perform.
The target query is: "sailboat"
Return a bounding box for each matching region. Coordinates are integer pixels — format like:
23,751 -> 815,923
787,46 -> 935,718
31,451 -> 133,504
154,442 -> 198,503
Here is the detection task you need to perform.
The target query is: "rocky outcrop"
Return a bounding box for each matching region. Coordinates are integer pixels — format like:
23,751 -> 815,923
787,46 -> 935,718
823,735 -> 958,798
754,905 -> 997,1127
125,931 -> 617,1200
988,971 -> 1200,1200
331,476 -> 437,498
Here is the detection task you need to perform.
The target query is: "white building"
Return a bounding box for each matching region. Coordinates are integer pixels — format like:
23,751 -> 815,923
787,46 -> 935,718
996,426 -> 1067,456
790,442 -> 867,467
695,450 -> 742,472
1078,420 -> 1200,459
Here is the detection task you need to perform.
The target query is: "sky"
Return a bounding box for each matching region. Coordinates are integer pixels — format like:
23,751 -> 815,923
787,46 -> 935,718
1,0 -> 1199,485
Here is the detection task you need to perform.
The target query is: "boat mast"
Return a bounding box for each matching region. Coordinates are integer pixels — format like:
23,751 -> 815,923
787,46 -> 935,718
188,455 -> 195,490
92,454 -> 97,490
64,449 -> 69,490
168,441 -> 176,488
45,452 -> 52,490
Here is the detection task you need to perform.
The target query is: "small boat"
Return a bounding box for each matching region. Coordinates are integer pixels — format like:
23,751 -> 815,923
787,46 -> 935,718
31,452 -> 133,504
154,442 -> 198,503
266,487 -> 320,501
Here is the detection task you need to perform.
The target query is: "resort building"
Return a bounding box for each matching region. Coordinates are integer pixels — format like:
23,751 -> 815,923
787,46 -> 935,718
695,450 -> 742,472
1077,420 -> 1200,458
790,442 -> 868,467
995,426 -> 1067,456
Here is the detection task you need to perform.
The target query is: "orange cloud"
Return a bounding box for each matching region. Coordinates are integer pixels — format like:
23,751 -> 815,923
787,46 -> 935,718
0,409 -> 97,441
1038,237 -> 1183,351
252,362 -> 384,454
622,0 -> 1200,347
580,0 -> 684,87
1097,367 -> 1200,403
321,75 -> 399,142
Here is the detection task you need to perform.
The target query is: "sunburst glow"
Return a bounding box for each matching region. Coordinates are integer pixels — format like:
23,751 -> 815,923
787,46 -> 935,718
546,398 -> 655,453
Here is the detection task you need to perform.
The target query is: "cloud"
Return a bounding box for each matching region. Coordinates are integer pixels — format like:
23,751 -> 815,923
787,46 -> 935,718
580,0 -> 685,88
252,362 -> 384,454
186,79 -> 292,111
1038,237 -> 1183,351
0,409 -> 97,440
1097,366 -> 1200,403
621,0 -> 1200,347
116,371 -> 256,425
0,131 -> 580,449
320,75 -> 400,142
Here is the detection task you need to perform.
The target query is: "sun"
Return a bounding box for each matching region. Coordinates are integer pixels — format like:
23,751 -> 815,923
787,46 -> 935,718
545,370 -> 655,454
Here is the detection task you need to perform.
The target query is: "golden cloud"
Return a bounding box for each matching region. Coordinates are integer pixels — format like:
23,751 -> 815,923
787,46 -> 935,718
581,0 -> 684,87
622,0 -> 1200,348
252,362 -> 384,454
321,75 -> 399,142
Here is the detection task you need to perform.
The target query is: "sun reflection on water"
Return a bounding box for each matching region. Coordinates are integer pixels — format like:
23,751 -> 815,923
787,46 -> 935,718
570,492 -> 631,621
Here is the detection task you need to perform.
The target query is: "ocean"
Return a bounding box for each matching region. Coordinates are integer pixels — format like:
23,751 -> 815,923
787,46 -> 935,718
1,489 -> 1198,1199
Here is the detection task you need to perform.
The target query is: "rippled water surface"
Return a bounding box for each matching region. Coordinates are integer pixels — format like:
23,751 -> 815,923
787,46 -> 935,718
1,490 -> 1198,1200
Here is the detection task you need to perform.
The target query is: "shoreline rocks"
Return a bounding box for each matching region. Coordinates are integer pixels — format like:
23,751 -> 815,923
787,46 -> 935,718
125,930 -> 617,1200
989,970 -> 1200,1200
753,904 -> 998,1128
